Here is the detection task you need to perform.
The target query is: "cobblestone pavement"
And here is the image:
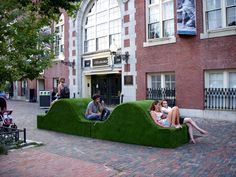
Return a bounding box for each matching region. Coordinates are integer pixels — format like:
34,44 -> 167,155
0,100 -> 235,177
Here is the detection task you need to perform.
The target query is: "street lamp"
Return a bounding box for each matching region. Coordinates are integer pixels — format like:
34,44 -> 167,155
59,52 -> 75,68
110,40 -> 130,64
61,60 -> 75,68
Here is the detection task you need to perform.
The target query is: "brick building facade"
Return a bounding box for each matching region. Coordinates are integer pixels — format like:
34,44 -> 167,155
12,0 -> 236,121
135,0 -> 236,121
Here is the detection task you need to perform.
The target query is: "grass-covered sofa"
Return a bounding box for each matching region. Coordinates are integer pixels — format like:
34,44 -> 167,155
37,98 -> 189,148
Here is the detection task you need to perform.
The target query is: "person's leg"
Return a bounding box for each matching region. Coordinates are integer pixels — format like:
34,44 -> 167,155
186,123 -> 196,144
86,113 -> 101,120
168,107 -> 181,128
167,110 -> 175,126
184,118 -> 208,134
167,108 -> 179,127
172,106 -> 181,125
101,108 -> 110,120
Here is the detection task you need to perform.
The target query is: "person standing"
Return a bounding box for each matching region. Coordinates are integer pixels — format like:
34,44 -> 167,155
55,77 -> 65,99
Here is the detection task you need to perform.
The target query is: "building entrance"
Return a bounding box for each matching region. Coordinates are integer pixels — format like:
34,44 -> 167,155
91,74 -> 121,105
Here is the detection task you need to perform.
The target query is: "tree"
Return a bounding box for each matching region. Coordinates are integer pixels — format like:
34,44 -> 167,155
0,0 -> 81,86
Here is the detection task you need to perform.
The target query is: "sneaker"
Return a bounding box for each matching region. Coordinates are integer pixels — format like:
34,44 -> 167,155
175,125 -> 181,129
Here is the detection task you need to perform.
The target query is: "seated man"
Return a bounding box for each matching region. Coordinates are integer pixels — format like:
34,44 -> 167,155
85,94 -> 110,121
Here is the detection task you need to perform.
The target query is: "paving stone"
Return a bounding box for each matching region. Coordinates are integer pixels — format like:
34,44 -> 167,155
0,100 -> 235,177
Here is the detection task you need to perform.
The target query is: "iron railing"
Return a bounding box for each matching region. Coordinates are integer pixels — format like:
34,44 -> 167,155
0,127 -> 26,146
204,88 -> 236,110
146,88 -> 176,107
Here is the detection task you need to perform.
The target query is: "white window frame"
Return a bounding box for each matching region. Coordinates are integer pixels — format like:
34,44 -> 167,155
201,0 -> 236,39
54,14 -> 65,60
144,0 -> 176,47
83,0 -> 121,54
205,69 -> 236,88
147,73 -> 175,89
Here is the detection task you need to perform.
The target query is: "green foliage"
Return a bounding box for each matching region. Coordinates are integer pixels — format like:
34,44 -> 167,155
0,0 -> 81,82
37,99 -> 189,148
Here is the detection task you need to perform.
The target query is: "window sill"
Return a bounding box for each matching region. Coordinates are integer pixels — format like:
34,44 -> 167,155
200,26 -> 236,39
143,37 -> 176,47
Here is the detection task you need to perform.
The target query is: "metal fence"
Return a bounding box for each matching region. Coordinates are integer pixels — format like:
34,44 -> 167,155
146,88 -> 176,107
0,127 -> 26,146
204,88 -> 236,110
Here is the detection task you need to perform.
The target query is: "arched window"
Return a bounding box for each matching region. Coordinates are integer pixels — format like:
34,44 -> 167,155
84,0 -> 121,53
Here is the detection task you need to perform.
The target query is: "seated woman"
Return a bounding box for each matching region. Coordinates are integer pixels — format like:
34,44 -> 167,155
161,99 -> 208,144
150,100 -> 182,128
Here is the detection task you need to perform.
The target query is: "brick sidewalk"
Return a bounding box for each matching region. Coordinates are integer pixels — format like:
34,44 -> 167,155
0,100 -> 235,177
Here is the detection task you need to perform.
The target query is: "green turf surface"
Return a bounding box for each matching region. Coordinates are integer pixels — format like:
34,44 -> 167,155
37,98 -> 189,148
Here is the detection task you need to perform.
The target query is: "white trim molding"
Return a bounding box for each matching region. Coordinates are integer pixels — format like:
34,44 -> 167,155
143,37 -> 176,47
200,26 -> 236,39
180,108 -> 236,122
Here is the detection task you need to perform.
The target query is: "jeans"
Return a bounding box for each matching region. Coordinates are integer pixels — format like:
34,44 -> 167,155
86,108 -> 110,121
100,108 -> 110,120
86,113 -> 101,120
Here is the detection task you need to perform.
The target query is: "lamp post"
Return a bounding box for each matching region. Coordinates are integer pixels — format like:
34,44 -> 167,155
110,40 -> 130,65
59,52 -> 75,68
110,40 -> 118,69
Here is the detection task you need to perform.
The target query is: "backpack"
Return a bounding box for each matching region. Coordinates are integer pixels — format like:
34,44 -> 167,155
60,86 -> 70,98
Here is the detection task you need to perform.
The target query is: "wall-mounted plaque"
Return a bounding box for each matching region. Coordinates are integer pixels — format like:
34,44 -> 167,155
114,55 -> 122,64
177,0 -> 196,35
93,58 -> 108,66
124,75 -> 133,85
84,60 -> 91,67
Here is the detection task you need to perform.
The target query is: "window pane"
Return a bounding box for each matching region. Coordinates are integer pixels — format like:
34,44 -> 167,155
97,0 -> 108,12
165,74 -> 175,89
149,0 -> 158,5
97,11 -> 108,24
163,19 -> 174,37
206,0 -> 221,10
171,74 -> 175,81
209,73 -> 223,88
110,19 -> 121,34
97,36 -> 108,50
110,7 -> 121,20
110,34 -> 121,48
227,6 -> 236,26
88,3 -> 95,14
163,1 -> 173,20
87,39 -> 96,52
207,10 -> 222,29
86,27 -> 95,40
148,23 -> 160,39
229,72 -> 236,88
227,0 -> 236,6
97,23 -> 108,37
110,0 -> 118,7
151,75 -> 161,88
85,15 -> 95,26
149,5 -> 159,23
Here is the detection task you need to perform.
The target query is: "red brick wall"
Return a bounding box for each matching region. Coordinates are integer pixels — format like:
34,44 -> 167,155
135,1 -> 236,109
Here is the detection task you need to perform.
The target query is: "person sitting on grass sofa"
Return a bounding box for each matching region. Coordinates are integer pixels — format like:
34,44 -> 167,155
85,94 -> 110,121
150,100 -> 182,129
160,99 -> 208,144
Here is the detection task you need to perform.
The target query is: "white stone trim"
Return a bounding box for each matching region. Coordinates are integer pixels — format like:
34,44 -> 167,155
143,37 -> 176,47
180,108 -> 236,122
200,26 -> 236,39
